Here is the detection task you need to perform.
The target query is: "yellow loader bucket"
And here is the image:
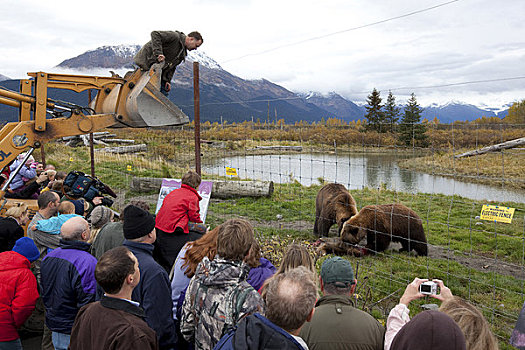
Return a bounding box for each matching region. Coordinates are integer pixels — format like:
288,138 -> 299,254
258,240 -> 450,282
96,63 -> 189,128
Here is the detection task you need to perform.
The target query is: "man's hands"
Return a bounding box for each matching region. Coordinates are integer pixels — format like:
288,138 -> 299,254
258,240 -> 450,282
157,54 -> 165,62
399,278 -> 454,306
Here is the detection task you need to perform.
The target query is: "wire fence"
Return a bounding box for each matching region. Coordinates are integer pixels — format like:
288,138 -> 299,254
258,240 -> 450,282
37,120 -> 524,348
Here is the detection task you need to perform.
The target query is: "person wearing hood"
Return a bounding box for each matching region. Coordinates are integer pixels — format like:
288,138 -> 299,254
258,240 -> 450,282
180,218 -> 265,350
214,266 -> 317,350
122,205 -> 178,350
390,310 -> 466,350
155,171 -> 206,273
0,237 -> 40,348
8,153 -> 37,192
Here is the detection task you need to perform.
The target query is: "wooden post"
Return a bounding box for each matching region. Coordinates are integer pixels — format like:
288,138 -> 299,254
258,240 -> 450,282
193,62 -> 201,176
40,145 -> 46,168
88,90 -> 95,177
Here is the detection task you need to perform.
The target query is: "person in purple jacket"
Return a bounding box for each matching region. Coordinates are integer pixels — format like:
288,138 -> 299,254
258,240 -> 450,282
246,241 -> 277,291
41,217 -> 97,350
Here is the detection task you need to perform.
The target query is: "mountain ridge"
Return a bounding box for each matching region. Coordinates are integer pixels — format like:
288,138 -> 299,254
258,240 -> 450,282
0,45 -> 510,123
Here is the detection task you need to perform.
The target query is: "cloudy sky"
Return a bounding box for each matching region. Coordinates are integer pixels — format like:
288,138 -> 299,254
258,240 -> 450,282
1,0 -> 524,108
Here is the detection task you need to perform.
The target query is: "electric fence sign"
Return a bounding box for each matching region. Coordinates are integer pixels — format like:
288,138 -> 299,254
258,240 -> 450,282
480,205 -> 515,224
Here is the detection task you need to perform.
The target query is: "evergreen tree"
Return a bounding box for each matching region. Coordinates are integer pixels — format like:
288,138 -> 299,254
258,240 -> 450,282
398,93 -> 428,147
384,90 -> 400,132
364,88 -> 385,132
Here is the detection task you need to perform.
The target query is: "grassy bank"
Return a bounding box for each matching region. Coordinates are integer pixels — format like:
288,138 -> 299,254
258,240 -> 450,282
400,148 -> 525,190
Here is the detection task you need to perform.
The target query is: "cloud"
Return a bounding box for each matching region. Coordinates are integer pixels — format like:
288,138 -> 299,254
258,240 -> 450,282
1,0 -> 524,108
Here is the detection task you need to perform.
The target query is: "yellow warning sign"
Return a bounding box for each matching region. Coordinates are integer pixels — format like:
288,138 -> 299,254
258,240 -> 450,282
69,157 -> 74,162
225,167 -> 238,176
480,205 -> 515,224
127,165 -> 132,172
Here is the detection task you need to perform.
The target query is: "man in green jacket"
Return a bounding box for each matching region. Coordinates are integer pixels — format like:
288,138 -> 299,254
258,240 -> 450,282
134,30 -> 203,96
300,257 -> 385,350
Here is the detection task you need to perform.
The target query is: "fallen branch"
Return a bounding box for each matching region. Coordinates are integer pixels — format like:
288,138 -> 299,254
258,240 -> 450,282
455,137 -> 525,158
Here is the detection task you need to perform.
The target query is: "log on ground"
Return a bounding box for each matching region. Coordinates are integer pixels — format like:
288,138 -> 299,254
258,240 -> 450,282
96,144 -> 147,154
130,177 -> 273,198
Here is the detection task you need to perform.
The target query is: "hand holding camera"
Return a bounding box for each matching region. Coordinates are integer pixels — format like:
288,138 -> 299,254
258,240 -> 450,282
399,278 -> 454,306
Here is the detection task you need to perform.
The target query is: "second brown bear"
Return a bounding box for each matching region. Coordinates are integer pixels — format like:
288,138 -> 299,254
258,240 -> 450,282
314,183 -> 358,237
341,203 -> 428,256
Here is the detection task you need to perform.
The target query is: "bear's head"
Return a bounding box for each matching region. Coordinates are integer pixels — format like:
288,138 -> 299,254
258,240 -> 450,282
340,219 -> 366,244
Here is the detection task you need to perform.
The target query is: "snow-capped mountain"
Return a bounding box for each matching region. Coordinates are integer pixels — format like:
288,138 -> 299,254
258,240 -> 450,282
422,101 -> 506,123
0,45 -> 512,123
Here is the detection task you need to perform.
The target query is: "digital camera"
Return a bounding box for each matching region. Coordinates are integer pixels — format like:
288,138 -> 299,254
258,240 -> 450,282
419,281 -> 438,295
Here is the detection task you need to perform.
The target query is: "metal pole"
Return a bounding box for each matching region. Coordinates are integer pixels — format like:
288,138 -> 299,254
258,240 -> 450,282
1,148 -> 34,192
88,90 -> 95,177
193,62 -> 201,176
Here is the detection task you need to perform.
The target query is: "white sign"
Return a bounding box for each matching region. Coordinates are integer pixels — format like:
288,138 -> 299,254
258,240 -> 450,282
155,178 -> 213,224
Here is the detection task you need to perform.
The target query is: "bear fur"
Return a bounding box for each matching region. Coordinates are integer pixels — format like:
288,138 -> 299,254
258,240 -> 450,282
341,203 -> 427,256
314,183 -> 358,237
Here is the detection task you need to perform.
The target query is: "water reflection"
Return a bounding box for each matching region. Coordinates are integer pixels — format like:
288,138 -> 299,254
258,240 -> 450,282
202,153 -> 525,204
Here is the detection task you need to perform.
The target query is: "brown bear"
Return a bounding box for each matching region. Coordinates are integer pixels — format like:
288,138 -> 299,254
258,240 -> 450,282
340,203 -> 427,256
314,183 -> 358,237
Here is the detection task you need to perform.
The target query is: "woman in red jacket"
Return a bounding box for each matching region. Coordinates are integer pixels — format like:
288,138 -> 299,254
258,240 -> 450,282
0,237 -> 40,348
154,171 -> 205,272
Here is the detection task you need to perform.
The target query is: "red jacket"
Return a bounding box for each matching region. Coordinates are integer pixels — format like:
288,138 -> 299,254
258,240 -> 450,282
155,184 -> 202,234
0,251 -> 39,341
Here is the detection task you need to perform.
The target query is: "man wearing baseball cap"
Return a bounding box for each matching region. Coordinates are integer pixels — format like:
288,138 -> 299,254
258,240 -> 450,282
300,257 -> 385,350
122,205 -> 177,350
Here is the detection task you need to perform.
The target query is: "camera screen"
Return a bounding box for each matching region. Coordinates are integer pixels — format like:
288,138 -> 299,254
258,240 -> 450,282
420,284 -> 432,293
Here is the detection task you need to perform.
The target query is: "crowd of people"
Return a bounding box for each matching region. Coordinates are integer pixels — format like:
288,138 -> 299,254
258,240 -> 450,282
0,166 -> 511,350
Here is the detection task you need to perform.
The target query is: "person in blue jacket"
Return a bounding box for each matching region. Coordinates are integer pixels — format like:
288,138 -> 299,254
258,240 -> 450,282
122,205 -> 178,350
31,201 -> 80,235
41,216 -> 97,350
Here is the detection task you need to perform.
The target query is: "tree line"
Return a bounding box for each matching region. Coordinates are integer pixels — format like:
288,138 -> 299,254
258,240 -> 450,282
364,89 -> 428,147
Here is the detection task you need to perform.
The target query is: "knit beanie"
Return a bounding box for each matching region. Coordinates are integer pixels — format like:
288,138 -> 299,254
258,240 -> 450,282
123,205 -> 156,239
90,205 -> 113,229
12,237 -> 40,262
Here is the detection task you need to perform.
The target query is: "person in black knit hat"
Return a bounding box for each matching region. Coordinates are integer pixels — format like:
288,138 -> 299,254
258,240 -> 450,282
122,206 -> 178,350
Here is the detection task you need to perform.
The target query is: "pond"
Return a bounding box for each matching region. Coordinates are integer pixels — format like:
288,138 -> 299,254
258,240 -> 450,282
202,153 -> 525,204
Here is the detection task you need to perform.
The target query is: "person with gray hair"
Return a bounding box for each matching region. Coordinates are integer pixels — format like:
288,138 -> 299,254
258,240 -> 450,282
214,266 -> 317,350
41,217 -> 97,350
300,257 -> 385,350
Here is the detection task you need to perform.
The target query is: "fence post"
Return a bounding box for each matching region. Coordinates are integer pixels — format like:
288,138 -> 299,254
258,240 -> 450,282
88,90 -> 95,177
193,62 -> 201,176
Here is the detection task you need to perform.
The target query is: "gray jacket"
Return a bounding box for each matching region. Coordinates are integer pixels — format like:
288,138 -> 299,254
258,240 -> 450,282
134,30 -> 187,82
27,212 -> 60,284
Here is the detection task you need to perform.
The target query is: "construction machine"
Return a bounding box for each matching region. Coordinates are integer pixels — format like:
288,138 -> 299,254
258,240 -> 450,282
0,63 -> 189,221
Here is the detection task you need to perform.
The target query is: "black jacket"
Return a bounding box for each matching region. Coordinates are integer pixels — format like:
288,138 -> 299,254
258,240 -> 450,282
0,217 -> 24,252
123,240 -> 178,350
214,313 -> 304,350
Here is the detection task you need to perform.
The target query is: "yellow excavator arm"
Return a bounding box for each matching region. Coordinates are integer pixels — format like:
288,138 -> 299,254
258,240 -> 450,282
0,63 -> 189,200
